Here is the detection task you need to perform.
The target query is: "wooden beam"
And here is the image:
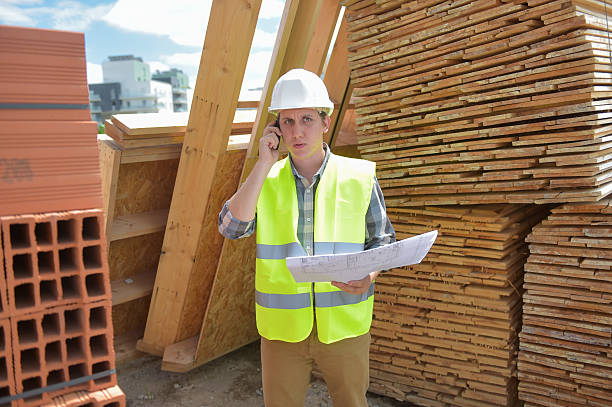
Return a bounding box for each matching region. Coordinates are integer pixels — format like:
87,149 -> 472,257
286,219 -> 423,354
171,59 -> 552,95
137,0 -> 262,356
320,14 -> 352,147
304,0 -> 342,74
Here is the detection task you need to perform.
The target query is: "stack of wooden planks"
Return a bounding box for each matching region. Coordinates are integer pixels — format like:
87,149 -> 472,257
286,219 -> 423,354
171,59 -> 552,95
104,109 -> 254,149
345,0 -> 612,206
518,200 -> 612,407
370,204 -> 550,407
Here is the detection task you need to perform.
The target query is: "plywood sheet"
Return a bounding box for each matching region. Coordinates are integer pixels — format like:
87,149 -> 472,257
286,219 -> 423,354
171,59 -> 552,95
177,148 -> 247,339
113,159 -> 179,217
108,232 -> 165,282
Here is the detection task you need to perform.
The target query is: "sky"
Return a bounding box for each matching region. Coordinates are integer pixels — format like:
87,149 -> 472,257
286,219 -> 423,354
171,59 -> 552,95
0,0 -> 286,98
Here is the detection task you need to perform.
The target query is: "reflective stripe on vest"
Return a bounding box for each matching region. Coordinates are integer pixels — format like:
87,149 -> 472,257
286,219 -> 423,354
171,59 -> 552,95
256,241 -> 364,259
255,283 -> 374,309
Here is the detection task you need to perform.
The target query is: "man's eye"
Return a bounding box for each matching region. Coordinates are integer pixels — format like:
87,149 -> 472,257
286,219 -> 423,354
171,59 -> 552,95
304,117 -> 312,122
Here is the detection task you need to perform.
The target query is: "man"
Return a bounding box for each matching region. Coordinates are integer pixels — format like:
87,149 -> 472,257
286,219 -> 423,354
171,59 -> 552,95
218,68 -> 395,407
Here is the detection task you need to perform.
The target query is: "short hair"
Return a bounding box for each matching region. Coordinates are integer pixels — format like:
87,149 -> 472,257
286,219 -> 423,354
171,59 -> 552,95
318,111 -> 328,125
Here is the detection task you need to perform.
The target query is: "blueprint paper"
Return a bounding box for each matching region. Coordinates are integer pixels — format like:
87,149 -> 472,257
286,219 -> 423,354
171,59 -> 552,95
286,230 -> 438,283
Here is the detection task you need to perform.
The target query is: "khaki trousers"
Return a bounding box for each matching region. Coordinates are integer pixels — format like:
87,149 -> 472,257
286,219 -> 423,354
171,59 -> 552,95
260,326 -> 370,407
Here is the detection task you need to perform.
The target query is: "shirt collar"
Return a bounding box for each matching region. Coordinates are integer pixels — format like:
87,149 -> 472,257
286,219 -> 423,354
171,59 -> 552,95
288,143 -> 331,185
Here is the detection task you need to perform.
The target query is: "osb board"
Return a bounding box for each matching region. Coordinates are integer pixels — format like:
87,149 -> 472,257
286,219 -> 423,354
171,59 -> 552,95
112,295 -> 151,338
194,234 -> 258,365
177,148 -> 248,340
113,158 -> 179,217
108,231 -> 165,282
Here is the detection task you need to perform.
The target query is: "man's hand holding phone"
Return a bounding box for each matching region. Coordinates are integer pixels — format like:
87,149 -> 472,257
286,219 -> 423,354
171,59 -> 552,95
259,118 -> 282,166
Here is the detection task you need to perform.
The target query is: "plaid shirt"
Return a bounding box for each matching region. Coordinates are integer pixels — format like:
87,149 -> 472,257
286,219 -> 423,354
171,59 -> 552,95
218,144 -> 395,255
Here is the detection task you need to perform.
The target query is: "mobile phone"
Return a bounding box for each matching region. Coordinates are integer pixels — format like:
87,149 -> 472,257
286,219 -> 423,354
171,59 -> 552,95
273,119 -> 281,150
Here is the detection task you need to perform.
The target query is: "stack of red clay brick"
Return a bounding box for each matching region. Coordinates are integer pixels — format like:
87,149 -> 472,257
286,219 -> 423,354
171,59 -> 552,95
0,25 -> 125,406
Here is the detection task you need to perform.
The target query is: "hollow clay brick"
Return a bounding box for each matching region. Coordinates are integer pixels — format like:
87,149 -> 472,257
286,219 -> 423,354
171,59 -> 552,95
1,210 -> 111,316
40,385 -> 125,407
0,318 -> 16,406
0,242 -> 8,319
11,300 -> 116,407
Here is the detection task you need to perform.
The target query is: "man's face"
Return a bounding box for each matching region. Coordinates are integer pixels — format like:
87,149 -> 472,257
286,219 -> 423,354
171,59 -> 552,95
278,108 -> 330,161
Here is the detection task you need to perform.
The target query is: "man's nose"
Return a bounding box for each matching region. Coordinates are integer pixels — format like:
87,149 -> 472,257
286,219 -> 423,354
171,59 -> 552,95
285,124 -> 302,139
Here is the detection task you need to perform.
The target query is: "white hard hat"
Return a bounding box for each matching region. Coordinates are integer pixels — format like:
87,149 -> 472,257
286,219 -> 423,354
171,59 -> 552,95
268,68 -> 334,116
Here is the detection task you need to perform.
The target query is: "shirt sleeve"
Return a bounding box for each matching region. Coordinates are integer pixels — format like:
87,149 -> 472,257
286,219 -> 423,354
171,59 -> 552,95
218,200 -> 256,239
365,176 -> 396,251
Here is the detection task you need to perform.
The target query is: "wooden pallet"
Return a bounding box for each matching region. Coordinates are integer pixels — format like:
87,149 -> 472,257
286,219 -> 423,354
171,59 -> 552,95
370,203 -> 551,406
345,0 -> 612,205
518,199 -> 612,407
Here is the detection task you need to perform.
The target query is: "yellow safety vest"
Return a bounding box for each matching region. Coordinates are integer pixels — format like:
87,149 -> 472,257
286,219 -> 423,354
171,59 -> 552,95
255,153 -> 375,344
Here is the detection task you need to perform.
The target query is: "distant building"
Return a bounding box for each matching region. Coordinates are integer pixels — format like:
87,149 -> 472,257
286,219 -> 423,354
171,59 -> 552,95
88,55 -> 174,124
88,82 -> 121,124
152,68 -> 190,112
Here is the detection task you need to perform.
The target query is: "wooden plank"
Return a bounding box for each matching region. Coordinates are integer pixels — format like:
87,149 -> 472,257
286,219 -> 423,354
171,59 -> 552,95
119,144 -> 182,164
304,0 -> 342,74
110,209 -> 169,241
111,269 -> 156,306
518,198 -> 612,406
97,136 -> 121,242
359,201 -> 549,405
163,0 -> 335,372
138,0 -> 261,356
111,112 -> 189,136
324,15 -> 354,148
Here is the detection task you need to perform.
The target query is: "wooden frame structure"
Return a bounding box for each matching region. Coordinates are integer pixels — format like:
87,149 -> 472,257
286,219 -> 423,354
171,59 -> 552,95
127,0 -> 358,371
136,0 -> 263,357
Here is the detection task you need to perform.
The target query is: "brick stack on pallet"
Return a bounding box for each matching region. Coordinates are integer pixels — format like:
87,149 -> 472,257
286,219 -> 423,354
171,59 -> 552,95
343,0 -> 612,406
0,25 -> 125,406
370,204 -> 550,406
518,200 -> 612,406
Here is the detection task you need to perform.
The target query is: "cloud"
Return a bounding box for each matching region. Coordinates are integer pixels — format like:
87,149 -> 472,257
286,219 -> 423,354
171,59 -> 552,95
252,28 -> 277,49
0,0 -> 41,26
259,0 -> 284,19
242,50 -> 273,91
48,1 -> 114,31
0,1 -> 113,31
103,0 -> 212,47
87,62 -> 103,84
102,0 -> 283,48
162,52 -> 201,68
